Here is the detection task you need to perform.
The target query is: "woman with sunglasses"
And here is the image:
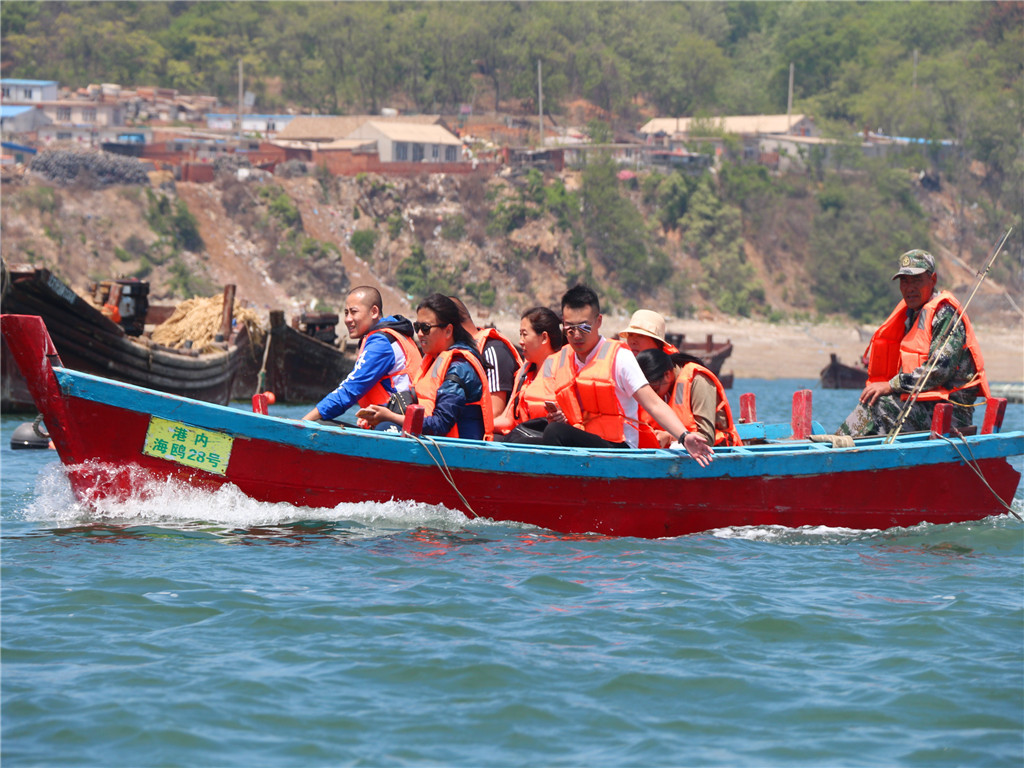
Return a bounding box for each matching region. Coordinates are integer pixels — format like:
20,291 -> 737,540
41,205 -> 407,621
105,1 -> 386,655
493,306 -> 564,443
359,293 -> 493,440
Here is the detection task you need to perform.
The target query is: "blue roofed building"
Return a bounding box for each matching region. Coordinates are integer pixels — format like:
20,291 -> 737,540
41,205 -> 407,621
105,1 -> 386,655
1,104 -> 50,134
1,79 -> 60,103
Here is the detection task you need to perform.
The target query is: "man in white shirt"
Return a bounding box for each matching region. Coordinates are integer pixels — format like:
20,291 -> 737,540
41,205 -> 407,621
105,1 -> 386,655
542,285 -> 714,466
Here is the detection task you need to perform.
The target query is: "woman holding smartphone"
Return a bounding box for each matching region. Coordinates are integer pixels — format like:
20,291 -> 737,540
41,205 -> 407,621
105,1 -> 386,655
493,306 -> 564,443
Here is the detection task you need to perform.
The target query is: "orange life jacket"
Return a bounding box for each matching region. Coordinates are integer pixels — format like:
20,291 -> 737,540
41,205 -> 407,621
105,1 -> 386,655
473,327 -> 523,367
414,347 -> 494,440
495,358 -> 554,433
635,416 -> 662,449
865,291 -> 989,401
632,341 -> 683,448
356,327 -> 424,408
636,363 -> 741,447
549,339 -> 627,443
471,327 -> 520,364
670,363 -> 742,446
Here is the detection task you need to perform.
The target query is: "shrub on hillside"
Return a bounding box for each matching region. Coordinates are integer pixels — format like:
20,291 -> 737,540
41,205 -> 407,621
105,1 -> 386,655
350,229 -> 377,259
145,189 -> 203,253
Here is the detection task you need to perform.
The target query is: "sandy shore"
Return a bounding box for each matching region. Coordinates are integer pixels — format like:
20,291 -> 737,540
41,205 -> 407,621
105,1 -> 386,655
486,312 -> 1024,383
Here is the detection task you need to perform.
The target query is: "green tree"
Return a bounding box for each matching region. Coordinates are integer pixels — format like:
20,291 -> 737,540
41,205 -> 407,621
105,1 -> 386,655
586,119 -> 612,144
648,33 -> 729,115
350,229 -> 378,259
581,156 -> 669,295
809,166 -> 930,321
680,176 -> 764,317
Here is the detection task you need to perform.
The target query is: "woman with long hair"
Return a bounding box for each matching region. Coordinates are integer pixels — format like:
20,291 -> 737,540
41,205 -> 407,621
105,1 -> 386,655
359,293 -> 493,440
493,306 -> 564,442
635,347 -> 741,448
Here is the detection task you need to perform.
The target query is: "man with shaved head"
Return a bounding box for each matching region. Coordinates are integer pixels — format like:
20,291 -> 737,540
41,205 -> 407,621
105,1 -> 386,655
302,286 -> 421,422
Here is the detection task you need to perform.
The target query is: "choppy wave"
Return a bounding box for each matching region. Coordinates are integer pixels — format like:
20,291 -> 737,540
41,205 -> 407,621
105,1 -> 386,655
17,460 -> 533,538
3,402 -> 1022,768
16,458 -> 1021,552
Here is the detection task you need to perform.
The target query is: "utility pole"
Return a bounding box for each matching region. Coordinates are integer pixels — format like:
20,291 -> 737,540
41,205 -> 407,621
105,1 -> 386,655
787,62 -> 794,132
537,59 -> 543,149
913,49 -> 918,90
237,59 -> 244,145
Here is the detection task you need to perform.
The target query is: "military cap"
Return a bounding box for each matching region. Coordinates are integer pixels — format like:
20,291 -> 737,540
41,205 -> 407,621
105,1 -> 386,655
892,249 -> 936,279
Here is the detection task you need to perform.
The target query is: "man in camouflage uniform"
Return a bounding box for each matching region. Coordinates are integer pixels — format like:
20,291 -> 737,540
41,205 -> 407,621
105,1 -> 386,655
837,249 -> 989,437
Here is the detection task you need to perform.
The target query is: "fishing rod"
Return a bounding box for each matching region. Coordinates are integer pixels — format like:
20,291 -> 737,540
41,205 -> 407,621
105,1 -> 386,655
884,226 -> 1013,444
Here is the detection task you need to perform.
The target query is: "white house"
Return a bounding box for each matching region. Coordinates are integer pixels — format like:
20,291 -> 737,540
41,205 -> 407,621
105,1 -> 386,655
0,104 -> 50,134
33,100 -> 124,128
346,121 -> 462,163
205,113 -> 296,136
1,79 -> 60,103
37,124 -> 149,148
640,114 -> 817,139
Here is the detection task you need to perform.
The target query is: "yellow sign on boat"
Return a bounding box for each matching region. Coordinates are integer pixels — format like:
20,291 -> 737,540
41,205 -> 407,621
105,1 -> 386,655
142,417 -> 233,475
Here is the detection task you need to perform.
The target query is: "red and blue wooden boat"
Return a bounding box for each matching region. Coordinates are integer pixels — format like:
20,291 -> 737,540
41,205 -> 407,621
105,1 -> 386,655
3,313 -> 1021,539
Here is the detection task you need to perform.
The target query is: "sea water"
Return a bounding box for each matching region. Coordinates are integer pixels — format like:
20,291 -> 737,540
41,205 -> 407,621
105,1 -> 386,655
2,379 -> 1022,767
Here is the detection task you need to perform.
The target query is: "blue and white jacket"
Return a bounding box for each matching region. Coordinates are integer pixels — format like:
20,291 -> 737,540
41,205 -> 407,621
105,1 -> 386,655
314,315 -> 416,420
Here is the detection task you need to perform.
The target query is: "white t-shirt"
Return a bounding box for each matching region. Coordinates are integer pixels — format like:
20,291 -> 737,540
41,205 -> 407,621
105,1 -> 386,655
388,338 -> 413,392
571,336 -> 649,447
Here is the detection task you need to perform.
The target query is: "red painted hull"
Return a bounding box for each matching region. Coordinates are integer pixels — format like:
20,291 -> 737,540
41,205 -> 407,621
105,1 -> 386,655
55,393 -> 1022,539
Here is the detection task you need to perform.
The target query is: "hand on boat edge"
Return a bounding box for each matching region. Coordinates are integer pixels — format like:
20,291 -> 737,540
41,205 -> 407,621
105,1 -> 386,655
677,431 -> 714,467
357,405 -> 402,430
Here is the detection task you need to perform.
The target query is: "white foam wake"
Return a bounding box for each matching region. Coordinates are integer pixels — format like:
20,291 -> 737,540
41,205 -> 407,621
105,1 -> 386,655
20,460 -> 484,533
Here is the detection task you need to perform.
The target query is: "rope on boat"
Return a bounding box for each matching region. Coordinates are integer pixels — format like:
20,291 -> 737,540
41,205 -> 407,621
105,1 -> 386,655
407,433 -> 479,519
885,227 -> 1012,444
255,327 -> 272,397
32,413 -> 50,439
938,432 -> 1021,520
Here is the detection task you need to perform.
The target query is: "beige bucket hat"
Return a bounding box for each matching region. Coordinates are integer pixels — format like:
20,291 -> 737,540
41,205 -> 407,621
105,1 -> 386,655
620,309 -> 667,344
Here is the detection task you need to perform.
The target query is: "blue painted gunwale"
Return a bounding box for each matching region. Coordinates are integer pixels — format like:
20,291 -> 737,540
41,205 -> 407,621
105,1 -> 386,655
56,367 -> 1024,484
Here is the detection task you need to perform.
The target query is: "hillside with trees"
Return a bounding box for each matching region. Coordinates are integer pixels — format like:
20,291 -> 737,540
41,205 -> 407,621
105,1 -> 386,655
1,2 -> 1021,324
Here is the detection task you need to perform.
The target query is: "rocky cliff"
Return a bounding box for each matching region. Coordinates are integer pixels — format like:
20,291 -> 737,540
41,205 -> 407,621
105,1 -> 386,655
1,163 -> 1018,330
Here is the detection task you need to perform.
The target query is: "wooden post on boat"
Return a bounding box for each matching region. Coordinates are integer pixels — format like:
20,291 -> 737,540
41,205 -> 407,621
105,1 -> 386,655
930,403 -> 953,437
739,392 -> 757,423
402,404 -> 424,436
252,392 -> 269,415
107,281 -> 123,309
791,389 -> 813,439
219,285 -> 236,341
982,397 -> 1008,435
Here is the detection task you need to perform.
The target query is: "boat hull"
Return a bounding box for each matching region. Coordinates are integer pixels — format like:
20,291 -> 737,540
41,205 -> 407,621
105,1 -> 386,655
665,333 -> 732,377
1,266 -> 254,410
4,314 -> 1021,538
235,311 -> 354,404
820,353 -> 869,389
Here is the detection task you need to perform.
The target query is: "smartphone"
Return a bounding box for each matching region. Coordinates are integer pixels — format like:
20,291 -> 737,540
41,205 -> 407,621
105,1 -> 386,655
544,401 -> 558,413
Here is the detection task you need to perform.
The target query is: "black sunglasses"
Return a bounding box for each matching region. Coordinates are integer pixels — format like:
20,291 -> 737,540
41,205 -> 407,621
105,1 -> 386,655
414,321 -> 446,334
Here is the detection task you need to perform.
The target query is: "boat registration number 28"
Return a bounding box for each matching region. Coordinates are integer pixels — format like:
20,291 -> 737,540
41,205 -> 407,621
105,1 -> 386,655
142,417 -> 233,476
